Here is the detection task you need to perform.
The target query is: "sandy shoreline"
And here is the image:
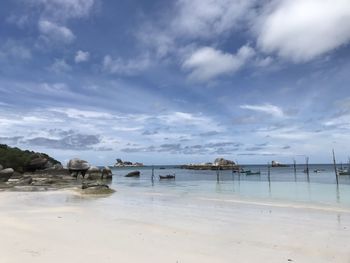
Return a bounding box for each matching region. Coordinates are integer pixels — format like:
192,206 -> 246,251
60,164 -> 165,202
0,189 -> 349,263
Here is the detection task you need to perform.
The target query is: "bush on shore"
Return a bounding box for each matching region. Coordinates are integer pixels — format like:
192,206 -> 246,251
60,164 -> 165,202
0,144 -> 60,173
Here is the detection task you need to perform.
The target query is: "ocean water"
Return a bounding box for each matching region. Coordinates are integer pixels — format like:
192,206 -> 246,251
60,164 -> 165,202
109,164 -> 350,208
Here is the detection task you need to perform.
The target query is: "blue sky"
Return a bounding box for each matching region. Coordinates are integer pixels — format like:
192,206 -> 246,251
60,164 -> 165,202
1,0 -> 350,165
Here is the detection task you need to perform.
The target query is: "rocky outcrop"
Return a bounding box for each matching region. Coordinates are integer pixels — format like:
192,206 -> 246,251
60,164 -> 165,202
67,158 -> 90,178
102,166 -> 113,179
85,166 -> 101,180
214,158 -> 235,166
125,171 -> 140,177
0,164 -> 3,171
0,144 -> 60,173
84,166 -> 113,180
271,161 -> 289,167
182,158 -> 238,170
0,168 -> 14,182
115,159 -> 144,167
27,155 -> 53,171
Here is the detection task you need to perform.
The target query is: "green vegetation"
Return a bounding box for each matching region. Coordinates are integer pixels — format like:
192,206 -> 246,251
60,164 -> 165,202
0,144 -> 60,172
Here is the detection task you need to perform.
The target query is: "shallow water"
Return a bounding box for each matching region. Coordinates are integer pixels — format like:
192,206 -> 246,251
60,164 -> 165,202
109,164 -> 350,208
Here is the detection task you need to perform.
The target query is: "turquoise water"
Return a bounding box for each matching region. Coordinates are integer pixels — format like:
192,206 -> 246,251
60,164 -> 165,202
109,164 -> 350,208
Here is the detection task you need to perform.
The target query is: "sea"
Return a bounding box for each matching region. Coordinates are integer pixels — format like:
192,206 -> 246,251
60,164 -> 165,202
108,164 -> 350,208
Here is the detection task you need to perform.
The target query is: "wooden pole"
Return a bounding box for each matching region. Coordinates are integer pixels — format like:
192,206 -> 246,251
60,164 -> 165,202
332,149 -> 339,185
216,166 -> 219,182
305,157 -> 310,181
267,162 -> 271,193
293,159 -> 297,181
293,159 -> 296,174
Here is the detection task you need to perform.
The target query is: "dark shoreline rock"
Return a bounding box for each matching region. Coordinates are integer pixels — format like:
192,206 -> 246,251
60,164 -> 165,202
0,168 -> 14,182
125,171 -> 140,177
0,148 -> 115,192
81,182 -> 115,194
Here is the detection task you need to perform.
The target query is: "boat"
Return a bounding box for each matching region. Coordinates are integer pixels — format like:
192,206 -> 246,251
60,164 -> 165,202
159,174 -> 175,180
159,167 -> 166,169
240,169 -> 251,173
338,169 -> 350,175
246,171 -> 260,175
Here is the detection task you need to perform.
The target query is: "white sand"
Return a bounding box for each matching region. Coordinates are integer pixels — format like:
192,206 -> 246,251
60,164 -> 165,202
0,189 -> 349,263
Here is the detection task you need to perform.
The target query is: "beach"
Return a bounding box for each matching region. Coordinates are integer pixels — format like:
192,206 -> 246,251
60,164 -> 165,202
1,185 -> 349,263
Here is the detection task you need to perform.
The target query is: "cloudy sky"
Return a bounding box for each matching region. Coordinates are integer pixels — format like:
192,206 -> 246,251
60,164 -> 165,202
1,0 -> 350,165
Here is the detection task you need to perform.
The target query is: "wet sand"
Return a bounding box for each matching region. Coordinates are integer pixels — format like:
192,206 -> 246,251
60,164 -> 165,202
0,189 -> 349,262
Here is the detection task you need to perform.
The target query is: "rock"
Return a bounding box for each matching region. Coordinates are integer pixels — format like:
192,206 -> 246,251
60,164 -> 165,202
271,161 -> 289,167
84,166 -> 113,180
15,176 -> 33,185
81,182 -> 115,194
213,158 -> 235,166
87,166 -> 100,173
67,158 -> 90,170
11,171 -> 24,179
125,170 -> 140,177
67,158 -> 90,178
27,156 -> 49,171
85,166 -> 102,180
0,164 -> 3,171
102,166 -> 113,179
114,159 -> 144,167
0,168 -> 14,182
52,163 -> 64,170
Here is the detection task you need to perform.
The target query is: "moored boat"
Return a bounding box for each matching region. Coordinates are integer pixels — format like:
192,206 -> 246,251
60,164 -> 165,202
246,171 -> 261,175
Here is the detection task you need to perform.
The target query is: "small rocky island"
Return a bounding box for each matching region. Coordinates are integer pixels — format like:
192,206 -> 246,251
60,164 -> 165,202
0,144 -> 113,193
271,160 -> 289,167
114,158 -> 144,167
181,158 -> 239,170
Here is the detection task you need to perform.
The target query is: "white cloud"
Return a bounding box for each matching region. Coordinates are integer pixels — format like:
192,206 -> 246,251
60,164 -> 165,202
39,83 -> 70,93
6,14 -> 30,29
33,0 -> 95,21
172,0 -> 256,39
49,108 -> 114,119
256,0 -> 350,62
0,40 -> 31,60
49,59 -> 72,73
182,45 -> 255,81
138,0 -> 256,59
240,103 -> 285,118
39,20 -> 75,44
102,55 -> 150,75
75,50 -> 90,63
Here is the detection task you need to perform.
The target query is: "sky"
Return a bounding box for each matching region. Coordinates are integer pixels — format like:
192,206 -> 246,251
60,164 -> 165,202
1,0 -> 350,165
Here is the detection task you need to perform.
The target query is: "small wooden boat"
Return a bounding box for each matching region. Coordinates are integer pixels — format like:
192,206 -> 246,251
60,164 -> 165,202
338,169 -> 350,175
240,169 -> 251,173
159,174 -> 175,180
125,171 -> 140,177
